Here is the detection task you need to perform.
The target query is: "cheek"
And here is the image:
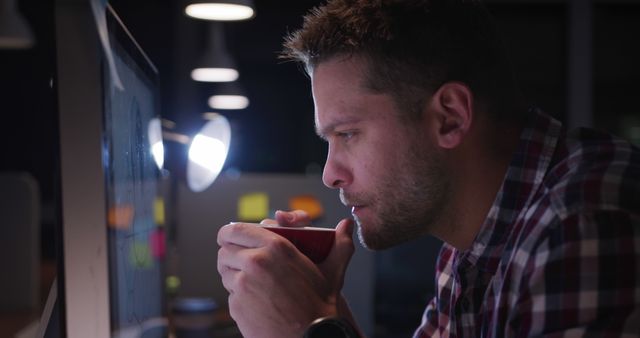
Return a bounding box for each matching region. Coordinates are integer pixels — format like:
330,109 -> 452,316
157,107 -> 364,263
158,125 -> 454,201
357,148 -> 398,186
351,128 -> 413,185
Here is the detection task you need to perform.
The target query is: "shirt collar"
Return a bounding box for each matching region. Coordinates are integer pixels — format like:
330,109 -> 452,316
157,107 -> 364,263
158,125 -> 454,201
458,108 -> 563,273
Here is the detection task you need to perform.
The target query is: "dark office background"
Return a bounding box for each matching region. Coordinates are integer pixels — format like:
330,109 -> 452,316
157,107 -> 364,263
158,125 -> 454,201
1,1 -> 639,337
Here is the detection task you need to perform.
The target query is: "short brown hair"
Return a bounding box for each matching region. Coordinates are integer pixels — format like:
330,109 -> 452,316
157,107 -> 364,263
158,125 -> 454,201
282,0 -> 522,122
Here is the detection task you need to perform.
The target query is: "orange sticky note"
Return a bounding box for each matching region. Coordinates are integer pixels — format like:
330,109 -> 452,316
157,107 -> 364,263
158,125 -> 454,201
289,195 -> 324,220
108,204 -> 134,230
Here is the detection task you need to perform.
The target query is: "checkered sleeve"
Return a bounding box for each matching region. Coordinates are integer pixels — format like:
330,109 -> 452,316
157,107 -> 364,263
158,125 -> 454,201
510,210 -> 640,337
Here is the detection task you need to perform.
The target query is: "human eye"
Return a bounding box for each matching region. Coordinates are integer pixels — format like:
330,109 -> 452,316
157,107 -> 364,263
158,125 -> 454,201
336,130 -> 356,141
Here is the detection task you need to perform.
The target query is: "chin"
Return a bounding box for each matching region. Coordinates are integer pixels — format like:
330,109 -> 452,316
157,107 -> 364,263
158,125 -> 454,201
356,215 -> 427,250
353,217 -> 375,250
355,221 -> 397,251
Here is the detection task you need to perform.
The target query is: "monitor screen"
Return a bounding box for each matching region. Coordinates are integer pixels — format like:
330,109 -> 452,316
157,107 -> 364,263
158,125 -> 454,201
103,6 -> 164,336
54,2 -> 164,337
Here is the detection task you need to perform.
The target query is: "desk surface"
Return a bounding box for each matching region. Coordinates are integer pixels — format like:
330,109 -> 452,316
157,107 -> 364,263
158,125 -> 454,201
0,260 -> 56,337
1,261 -> 243,338
0,311 -> 38,337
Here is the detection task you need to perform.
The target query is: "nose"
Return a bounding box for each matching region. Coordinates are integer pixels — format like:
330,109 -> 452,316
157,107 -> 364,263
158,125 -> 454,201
322,147 -> 352,189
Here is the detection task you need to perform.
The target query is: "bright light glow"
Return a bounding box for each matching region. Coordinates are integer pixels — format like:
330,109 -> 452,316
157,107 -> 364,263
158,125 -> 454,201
151,141 -> 165,169
189,135 -> 227,170
191,68 -> 239,82
148,118 -> 164,169
208,95 -> 249,110
187,135 -> 227,191
185,4 -> 254,21
186,115 -> 231,192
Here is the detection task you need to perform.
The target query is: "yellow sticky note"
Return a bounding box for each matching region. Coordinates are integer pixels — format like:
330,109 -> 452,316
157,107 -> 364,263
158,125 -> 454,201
238,192 -> 269,221
154,197 -> 165,226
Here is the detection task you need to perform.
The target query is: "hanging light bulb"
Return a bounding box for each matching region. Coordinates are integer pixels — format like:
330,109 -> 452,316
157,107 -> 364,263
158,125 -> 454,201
208,81 -> 249,110
185,0 -> 255,21
208,95 -> 249,110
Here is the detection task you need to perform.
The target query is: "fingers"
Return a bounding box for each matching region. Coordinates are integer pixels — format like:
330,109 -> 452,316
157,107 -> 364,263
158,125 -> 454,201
218,223 -> 300,293
320,219 -> 355,286
258,210 -> 312,228
333,219 -> 356,269
260,210 -> 311,226
219,264 -> 238,293
217,242 -> 249,272
275,209 -> 312,227
218,242 -> 244,293
217,219 -> 345,338
218,218 -> 355,296
260,218 -> 278,225
218,222 -> 274,248
218,243 -> 279,294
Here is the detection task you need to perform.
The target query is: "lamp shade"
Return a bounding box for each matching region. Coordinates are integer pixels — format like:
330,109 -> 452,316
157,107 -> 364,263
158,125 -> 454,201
186,114 -> 231,192
185,0 -> 255,21
191,23 -> 239,82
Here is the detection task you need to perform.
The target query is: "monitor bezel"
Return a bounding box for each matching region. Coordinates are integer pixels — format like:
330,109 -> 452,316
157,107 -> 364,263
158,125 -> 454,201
54,2 -> 160,337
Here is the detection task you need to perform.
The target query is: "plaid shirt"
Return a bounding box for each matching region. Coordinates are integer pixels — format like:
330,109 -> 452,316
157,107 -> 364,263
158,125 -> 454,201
414,110 -> 640,337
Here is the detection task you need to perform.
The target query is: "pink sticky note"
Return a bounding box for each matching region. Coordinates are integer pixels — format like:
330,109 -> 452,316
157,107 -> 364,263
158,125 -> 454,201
150,228 -> 166,259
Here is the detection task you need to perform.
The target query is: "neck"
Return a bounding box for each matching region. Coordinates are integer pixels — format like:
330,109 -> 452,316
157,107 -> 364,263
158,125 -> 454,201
435,118 -> 522,250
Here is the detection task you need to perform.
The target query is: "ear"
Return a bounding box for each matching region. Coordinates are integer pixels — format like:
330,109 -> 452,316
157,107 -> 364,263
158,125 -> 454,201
427,82 -> 474,149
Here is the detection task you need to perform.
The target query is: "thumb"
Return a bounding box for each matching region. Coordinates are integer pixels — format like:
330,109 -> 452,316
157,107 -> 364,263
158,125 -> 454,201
274,209 -> 312,227
320,219 -> 355,287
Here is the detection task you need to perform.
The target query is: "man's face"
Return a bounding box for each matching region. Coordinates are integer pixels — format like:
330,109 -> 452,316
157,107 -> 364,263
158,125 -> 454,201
312,57 -> 451,250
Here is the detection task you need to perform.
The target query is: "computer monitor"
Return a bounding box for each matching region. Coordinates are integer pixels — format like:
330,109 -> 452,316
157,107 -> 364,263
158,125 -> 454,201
54,1 -> 165,337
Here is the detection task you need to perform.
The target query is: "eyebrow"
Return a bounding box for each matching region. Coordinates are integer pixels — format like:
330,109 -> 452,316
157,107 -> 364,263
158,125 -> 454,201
315,116 -> 361,140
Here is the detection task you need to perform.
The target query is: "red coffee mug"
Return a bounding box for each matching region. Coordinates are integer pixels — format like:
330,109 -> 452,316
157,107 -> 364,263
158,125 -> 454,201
258,225 -> 335,263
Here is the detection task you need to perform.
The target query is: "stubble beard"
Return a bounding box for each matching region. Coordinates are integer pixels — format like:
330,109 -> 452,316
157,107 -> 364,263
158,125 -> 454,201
342,141 -> 451,250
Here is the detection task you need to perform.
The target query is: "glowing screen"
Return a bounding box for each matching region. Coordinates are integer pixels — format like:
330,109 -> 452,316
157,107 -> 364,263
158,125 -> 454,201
103,14 -> 164,336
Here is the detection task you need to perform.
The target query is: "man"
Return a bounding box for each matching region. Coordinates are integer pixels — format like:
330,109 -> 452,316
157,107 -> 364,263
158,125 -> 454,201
217,0 -> 640,337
